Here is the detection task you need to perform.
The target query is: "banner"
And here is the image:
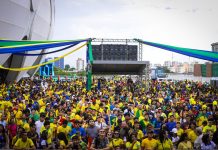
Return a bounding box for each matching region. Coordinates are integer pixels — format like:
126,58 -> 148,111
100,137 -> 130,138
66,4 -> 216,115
14,43 -> 79,56
86,41 -> 93,91
0,38 -> 90,54
135,39 -> 218,62
0,42 -> 87,71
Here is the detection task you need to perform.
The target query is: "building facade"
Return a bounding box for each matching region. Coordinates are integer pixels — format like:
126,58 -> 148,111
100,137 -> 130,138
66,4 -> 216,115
54,57 -> 64,69
164,61 -> 171,67
212,42 -> 218,52
0,0 -> 55,82
76,58 -> 84,71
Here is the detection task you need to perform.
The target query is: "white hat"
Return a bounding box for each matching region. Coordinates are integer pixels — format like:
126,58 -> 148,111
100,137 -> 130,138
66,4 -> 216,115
113,108 -> 119,111
172,128 -> 177,133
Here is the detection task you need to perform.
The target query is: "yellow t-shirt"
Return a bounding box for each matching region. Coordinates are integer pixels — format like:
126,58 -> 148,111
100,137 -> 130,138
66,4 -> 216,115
14,138 -> 34,149
16,119 -> 24,126
23,94 -> 30,101
177,128 -> 184,137
96,99 -> 101,105
4,101 -> 13,108
38,99 -> 45,107
126,141 -> 141,150
186,129 -> 197,143
189,98 -> 196,105
212,125 -> 217,132
92,115 -> 97,121
197,116 -> 207,127
213,100 -> 217,106
202,104 -> 207,110
0,101 -> 5,111
99,108 -> 104,113
91,104 -> 99,111
23,123 -> 30,132
74,114 -> 82,121
156,139 -> 173,150
59,140 -> 67,148
50,123 -> 57,137
141,138 -> 157,150
15,110 -> 23,119
178,141 -> 193,149
81,105 -> 88,113
148,99 -> 152,105
12,136 -> 19,146
203,125 -> 216,133
38,99 -> 46,113
40,126 -> 53,144
109,138 -> 124,148
57,126 -> 71,136
137,130 -> 144,141
168,112 -> 180,120
159,98 -> 164,103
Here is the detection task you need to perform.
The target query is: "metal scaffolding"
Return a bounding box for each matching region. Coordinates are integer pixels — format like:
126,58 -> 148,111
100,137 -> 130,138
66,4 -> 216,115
92,38 -> 143,61
91,38 -> 149,86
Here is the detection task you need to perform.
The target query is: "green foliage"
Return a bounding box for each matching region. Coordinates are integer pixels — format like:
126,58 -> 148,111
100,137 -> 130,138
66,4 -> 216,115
54,67 -> 86,76
77,71 -> 86,76
54,67 -> 71,76
64,64 -> 70,71
69,67 -> 76,71
162,66 -> 171,73
157,66 -> 171,73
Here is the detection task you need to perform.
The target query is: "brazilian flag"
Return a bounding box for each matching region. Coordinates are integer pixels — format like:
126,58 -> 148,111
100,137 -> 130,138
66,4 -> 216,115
136,109 -> 143,119
139,120 -> 146,130
110,115 -> 117,126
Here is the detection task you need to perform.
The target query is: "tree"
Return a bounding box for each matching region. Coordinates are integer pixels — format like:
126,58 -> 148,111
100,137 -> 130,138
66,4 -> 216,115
157,66 -> 171,73
162,66 -> 171,73
64,64 -> 70,71
69,67 -> 76,71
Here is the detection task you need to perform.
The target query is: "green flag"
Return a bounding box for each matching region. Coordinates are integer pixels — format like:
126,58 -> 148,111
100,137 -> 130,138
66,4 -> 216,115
110,116 -> 117,126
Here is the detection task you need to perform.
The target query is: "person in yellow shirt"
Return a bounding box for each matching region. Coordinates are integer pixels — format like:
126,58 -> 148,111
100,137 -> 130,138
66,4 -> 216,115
15,108 -> 23,120
141,130 -> 157,150
13,131 -> 36,150
202,120 -> 216,134
50,118 -> 58,139
57,132 -> 69,149
134,121 -> 144,141
0,95 -> 5,111
155,130 -> 173,150
176,122 -> 184,137
57,120 -> 71,138
177,133 -> 193,150
91,101 -> 99,111
125,132 -> 141,150
186,122 -> 197,143
23,117 -> 34,133
40,121 -> 53,148
109,130 -> 124,149
196,109 -> 208,127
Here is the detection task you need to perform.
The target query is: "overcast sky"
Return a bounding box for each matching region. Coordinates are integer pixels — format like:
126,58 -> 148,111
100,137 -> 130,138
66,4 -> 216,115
50,0 -> 218,67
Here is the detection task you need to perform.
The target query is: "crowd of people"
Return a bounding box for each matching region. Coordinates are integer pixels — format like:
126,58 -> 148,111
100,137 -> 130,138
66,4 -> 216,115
0,76 -> 217,150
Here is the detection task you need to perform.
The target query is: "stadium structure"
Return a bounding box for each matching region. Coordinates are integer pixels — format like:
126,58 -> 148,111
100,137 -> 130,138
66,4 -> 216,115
0,0 -> 55,82
91,39 -> 150,80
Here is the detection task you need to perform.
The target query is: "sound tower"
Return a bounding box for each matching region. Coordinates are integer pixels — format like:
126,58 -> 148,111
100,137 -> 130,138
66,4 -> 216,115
92,44 -> 138,61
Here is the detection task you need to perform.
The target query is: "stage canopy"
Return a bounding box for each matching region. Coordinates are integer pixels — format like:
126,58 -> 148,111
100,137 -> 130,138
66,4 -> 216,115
92,60 -> 149,75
